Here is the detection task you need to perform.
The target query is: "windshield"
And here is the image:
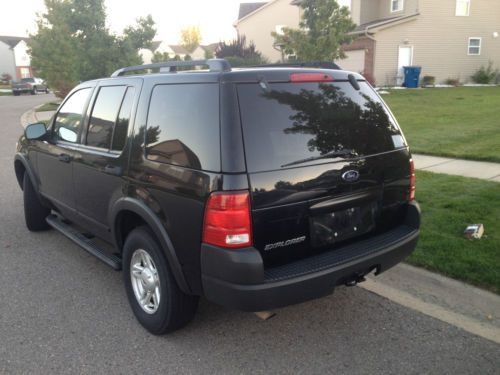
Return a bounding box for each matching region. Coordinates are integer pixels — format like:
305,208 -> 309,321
21,78 -> 35,83
237,81 -> 406,172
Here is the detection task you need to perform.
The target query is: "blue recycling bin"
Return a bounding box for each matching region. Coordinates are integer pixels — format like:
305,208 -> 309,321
403,66 -> 422,88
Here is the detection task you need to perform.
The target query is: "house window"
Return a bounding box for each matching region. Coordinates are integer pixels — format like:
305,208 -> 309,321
456,0 -> 470,16
20,68 -> 31,78
468,37 -> 481,55
391,0 -> 404,12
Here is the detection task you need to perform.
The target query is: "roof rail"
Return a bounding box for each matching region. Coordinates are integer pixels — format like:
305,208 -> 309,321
110,59 -> 231,77
254,61 -> 342,70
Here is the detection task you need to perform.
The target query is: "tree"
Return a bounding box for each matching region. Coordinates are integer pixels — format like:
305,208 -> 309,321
28,0 -> 156,97
180,26 -> 201,53
215,35 -> 268,67
272,0 -> 355,61
151,52 -> 171,63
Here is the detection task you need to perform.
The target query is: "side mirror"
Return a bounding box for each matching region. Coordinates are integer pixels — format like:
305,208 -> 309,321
25,123 -> 47,140
58,127 -> 78,143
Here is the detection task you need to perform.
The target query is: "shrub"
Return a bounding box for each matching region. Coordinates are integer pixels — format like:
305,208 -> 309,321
471,61 -> 498,84
444,78 -> 460,86
421,75 -> 435,86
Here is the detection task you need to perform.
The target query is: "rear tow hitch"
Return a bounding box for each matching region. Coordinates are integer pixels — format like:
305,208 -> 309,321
345,274 -> 367,287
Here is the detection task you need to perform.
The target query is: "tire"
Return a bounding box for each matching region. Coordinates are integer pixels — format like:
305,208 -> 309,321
23,173 -> 51,231
123,226 -> 199,334
45,88 -> 49,94
31,87 -> 36,95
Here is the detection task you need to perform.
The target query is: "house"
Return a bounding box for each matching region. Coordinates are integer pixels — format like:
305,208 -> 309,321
0,36 -> 33,80
235,0 -> 500,85
344,0 -> 500,85
234,1 -> 301,62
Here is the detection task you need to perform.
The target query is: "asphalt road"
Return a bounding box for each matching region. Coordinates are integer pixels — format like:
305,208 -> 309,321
0,95 -> 499,374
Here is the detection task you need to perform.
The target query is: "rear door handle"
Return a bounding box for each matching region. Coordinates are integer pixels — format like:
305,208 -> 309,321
104,165 -> 123,177
58,153 -> 72,163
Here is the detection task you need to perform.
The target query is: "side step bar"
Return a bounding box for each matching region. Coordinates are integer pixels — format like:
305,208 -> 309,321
46,214 -> 122,270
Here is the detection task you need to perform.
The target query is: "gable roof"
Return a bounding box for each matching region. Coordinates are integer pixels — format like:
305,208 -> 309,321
151,41 -> 162,51
238,2 -> 268,20
0,35 -> 28,48
169,44 -> 189,55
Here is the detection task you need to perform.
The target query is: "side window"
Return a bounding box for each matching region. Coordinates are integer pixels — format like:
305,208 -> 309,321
87,86 -> 127,149
54,88 -> 91,143
145,84 -> 220,171
112,87 -> 135,151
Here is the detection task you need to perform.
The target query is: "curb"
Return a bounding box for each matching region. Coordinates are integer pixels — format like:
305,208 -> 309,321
20,108 -> 36,128
360,263 -> 500,344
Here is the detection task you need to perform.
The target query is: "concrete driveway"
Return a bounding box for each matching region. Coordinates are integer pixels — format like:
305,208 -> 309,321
0,95 -> 499,374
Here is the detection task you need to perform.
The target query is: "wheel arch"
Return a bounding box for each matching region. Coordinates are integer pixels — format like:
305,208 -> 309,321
14,154 -> 37,192
110,197 -> 191,294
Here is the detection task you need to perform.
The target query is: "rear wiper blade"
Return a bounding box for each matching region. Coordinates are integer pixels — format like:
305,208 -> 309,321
281,149 -> 358,168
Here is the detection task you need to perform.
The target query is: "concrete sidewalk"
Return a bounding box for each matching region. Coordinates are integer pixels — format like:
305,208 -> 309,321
413,154 -> 500,182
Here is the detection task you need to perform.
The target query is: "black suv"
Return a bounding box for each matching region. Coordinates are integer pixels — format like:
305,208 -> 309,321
15,59 -> 420,334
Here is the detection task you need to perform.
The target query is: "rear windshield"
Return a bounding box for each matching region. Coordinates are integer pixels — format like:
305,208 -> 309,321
237,81 -> 406,172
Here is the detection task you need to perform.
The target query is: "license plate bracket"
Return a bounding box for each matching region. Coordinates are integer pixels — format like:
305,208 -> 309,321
309,204 -> 375,247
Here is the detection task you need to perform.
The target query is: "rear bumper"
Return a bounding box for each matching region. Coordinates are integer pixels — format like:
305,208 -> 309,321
201,201 -> 420,312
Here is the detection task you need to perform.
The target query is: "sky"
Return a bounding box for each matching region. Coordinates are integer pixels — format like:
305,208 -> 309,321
0,0 -> 247,44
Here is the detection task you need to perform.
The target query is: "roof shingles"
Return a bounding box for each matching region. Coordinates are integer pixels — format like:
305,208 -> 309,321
238,2 -> 268,20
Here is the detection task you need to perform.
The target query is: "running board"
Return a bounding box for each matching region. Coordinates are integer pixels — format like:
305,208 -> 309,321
46,214 -> 122,270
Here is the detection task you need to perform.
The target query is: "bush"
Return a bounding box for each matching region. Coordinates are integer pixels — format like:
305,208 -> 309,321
421,75 -> 435,86
224,56 -> 268,67
444,78 -> 460,86
471,61 -> 498,84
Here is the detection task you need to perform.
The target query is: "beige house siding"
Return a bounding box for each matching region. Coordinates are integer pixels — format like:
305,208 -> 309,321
374,0 -> 500,85
359,0 -> 381,25
235,0 -> 301,62
378,0 -> 419,19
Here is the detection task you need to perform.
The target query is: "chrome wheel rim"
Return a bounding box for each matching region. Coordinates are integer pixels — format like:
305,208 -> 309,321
130,249 -> 161,314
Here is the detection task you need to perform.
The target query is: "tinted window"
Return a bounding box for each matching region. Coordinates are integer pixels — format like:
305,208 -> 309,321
237,81 -> 405,172
112,87 -> 135,151
87,86 -> 127,149
54,88 -> 92,143
146,84 -> 220,171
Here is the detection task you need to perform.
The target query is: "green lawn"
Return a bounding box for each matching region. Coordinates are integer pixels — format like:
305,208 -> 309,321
0,91 -> 12,96
408,171 -> 500,293
383,87 -> 500,162
35,101 -> 60,112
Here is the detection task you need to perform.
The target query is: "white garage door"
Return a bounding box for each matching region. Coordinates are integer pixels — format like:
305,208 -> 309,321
338,50 -> 365,74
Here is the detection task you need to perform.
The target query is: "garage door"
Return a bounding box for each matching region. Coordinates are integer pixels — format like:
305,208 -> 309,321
338,50 -> 365,74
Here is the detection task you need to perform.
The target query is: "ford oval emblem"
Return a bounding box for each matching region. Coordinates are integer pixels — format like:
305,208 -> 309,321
342,170 -> 360,183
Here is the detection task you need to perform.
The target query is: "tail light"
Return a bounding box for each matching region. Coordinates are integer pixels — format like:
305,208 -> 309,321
203,191 -> 252,248
290,73 -> 333,83
409,159 -> 415,201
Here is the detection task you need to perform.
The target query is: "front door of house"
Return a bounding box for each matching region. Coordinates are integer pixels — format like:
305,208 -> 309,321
397,46 -> 413,86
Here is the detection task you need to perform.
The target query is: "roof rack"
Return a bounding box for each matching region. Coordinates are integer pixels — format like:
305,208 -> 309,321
110,59 -> 231,77
254,61 -> 342,70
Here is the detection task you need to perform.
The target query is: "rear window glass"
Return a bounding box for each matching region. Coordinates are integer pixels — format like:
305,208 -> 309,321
146,83 -> 220,171
237,81 -> 405,172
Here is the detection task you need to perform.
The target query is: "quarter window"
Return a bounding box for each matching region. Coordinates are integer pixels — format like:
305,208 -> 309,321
391,0 -> 404,12
54,88 -> 92,143
146,84 -> 220,171
456,0 -> 470,16
87,86 -> 127,149
468,37 -> 481,55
